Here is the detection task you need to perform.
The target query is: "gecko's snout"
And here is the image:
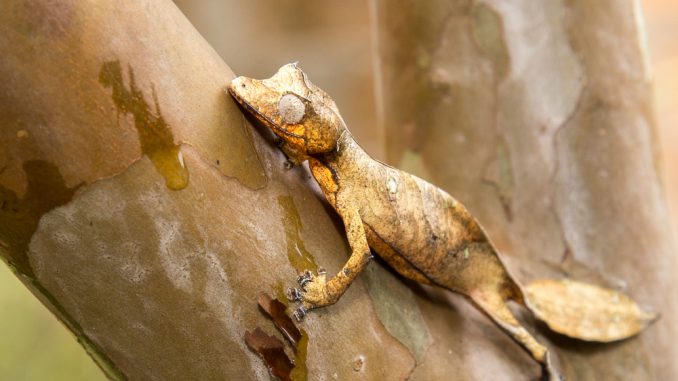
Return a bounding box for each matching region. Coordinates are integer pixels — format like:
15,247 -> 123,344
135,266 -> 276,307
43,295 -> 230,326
228,76 -> 261,108
227,76 -> 245,95
229,75 -> 255,89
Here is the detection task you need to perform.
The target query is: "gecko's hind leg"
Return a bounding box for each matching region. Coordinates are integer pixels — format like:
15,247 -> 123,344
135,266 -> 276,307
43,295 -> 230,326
469,290 -> 561,381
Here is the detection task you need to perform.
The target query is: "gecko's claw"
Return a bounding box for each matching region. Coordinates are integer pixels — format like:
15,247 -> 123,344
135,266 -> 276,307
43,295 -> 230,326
297,270 -> 314,289
293,306 -> 307,322
287,287 -> 303,302
290,268 -> 330,317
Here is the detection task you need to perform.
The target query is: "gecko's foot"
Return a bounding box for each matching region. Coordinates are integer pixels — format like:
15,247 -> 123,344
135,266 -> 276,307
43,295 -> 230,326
292,306 -> 307,322
297,268 -> 327,290
291,268 -> 333,312
297,270 -> 314,289
287,287 -> 302,302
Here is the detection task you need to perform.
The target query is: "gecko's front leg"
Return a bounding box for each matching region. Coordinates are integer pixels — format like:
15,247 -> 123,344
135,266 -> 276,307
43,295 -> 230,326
288,194 -> 372,320
278,141 -> 306,168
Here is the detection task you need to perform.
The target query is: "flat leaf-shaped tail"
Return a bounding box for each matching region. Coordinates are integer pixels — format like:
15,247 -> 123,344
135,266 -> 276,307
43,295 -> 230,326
523,278 -> 657,342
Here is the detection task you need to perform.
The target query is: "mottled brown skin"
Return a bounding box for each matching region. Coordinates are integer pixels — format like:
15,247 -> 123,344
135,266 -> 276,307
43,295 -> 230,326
228,64 -> 555,377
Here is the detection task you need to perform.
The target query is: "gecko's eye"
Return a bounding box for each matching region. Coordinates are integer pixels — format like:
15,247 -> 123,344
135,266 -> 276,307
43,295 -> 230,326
278,93 -> 306,125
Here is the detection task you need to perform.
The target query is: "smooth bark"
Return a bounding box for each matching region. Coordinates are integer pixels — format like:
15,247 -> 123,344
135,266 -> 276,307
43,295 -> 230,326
0,1 -> 415,379
374,0 -> 676,379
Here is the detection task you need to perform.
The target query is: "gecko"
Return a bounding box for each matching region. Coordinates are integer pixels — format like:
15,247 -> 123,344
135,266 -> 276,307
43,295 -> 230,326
228,63 -> 655,380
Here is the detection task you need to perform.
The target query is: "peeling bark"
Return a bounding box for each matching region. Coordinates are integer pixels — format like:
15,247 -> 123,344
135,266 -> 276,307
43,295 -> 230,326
374,0 -> 676,379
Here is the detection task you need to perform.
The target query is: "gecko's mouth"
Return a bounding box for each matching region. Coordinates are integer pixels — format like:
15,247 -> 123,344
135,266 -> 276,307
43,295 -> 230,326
227,84 -> 304,140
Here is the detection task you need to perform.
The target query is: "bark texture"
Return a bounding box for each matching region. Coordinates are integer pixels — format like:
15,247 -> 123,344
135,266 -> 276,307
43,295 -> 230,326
374,0 -> 676,379
2,0 -> 674,380
0,1 -> 413,380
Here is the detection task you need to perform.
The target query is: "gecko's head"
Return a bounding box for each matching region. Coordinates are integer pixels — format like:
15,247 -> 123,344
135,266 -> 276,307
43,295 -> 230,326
228,63 -> 343,157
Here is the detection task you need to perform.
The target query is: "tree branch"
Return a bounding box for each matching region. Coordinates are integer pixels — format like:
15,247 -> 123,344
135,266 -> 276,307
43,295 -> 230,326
0,1 -> 422,379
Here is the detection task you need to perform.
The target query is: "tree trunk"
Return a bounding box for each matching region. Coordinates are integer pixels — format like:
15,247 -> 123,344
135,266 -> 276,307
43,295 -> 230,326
374,0 -> 676,379
0,1 -> 444,380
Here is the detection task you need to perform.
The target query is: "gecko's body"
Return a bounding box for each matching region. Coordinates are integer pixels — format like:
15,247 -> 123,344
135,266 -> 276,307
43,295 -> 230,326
313,135 -> 508,295
228,64 -> 653,379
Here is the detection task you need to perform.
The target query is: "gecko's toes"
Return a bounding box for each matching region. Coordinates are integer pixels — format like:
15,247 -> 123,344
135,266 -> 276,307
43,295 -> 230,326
297,270 -> 314,289
287,287 -> 303,302
293,306 -> 307,322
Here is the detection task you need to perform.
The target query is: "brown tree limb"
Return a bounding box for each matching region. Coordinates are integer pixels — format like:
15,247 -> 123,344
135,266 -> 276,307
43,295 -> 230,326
0,1 -> 417,379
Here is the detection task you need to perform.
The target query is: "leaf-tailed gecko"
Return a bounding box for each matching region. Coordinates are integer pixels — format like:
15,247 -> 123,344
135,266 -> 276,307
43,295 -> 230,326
228,63 -> 655,380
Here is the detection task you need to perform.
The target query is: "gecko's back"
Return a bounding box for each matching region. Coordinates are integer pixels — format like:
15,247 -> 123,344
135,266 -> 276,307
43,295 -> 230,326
331,137 -> 521,300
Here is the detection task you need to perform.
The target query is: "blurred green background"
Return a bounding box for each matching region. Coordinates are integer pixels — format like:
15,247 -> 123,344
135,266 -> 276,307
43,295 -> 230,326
0,264 -> 105,380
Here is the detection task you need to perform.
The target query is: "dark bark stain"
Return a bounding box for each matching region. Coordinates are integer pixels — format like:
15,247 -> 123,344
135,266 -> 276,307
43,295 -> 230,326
99,60 -> 189,190
258,292 -> 302,346
244,327 -> 294,381
246,293 -> 309,381
0,160 -> 79,277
